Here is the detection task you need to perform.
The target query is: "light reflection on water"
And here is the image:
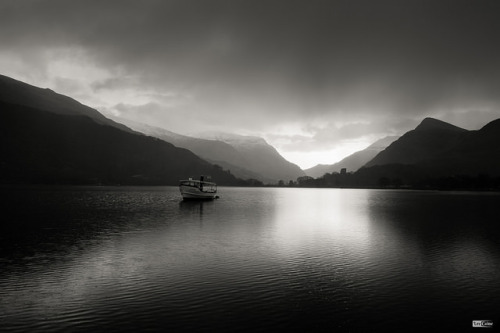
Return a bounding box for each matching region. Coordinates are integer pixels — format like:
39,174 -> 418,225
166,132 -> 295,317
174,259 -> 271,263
0,186 -> 499,332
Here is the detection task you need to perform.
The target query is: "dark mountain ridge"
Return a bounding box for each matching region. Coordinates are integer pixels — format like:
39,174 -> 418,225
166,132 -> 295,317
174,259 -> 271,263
365,117 -> 468,167
114,119 -> 268,182
0,74 -> 243,185
119,119 -> 305,184
356,117 -> 500,187
3,74 -> 497,188
0,101 -> 241,185
304,136 -> 398,178
421,118 -> 500,176
0,74 -> 132,133
414,117 -> 468,132
299,117 -> 500,190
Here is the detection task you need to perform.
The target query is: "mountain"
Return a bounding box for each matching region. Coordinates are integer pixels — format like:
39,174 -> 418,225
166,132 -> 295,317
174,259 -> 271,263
356,117 -> 500,186
198,132 -> 306,183
116,118 -> 305,184
0,74 -> 132,133
304,136 -> 398,178
113,119 -> 267,182
304,164 -> 336,179
0,75 -> 242,185
365,118 -> 468,167
423,118 -> 500,176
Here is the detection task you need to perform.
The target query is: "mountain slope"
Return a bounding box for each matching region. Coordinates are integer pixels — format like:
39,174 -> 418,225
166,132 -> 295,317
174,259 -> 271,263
116,118 -> 305,184
113,118 -> 266,180
199,132 -> 306,183
0,74 -> 132,133
365,118 -> 467,167
0,101 -> 242,185
422,118 -> 500,176
304,136 -> 398,178
0,74 -> 243,185
356,117 -> 500,186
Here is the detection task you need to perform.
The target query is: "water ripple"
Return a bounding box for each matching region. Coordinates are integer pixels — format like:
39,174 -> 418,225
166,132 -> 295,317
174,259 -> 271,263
1,187 -> 500,331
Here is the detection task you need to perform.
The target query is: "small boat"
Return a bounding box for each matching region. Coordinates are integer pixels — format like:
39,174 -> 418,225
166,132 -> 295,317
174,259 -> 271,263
179,176 -> 218,200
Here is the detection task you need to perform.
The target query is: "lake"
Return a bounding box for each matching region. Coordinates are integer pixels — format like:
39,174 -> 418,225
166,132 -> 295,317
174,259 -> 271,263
1,186 -> 499,332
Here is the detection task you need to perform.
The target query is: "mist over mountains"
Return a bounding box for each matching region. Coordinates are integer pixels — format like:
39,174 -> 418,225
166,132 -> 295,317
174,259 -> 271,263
115,119 -> 305,184
308,117 -> 500,189
365,117 -> 500,176
304,136 -> 399,178
197,132 -> 306,183
1,73 -> 499,189
0,75 -> 242,185
0,74 -> 303,185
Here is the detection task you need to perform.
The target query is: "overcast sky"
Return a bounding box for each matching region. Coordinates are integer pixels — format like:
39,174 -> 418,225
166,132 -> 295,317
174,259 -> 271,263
1,0 -> 500,168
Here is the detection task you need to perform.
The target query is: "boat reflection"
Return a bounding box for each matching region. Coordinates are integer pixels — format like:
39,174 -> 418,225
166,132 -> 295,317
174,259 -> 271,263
179,199 -> 216,219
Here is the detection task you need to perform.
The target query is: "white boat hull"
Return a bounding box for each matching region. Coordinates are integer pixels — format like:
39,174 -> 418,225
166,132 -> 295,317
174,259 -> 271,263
179,185 -> 217,200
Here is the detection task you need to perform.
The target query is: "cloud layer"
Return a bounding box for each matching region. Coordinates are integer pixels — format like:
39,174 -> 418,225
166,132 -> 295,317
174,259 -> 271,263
2,0 -> 500,166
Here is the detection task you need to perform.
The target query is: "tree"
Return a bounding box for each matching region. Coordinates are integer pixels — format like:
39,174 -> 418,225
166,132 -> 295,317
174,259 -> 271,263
378,177 -> 391,188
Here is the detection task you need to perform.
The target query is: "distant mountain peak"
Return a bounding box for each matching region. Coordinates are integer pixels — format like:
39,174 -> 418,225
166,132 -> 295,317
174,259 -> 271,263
414,117 -> 466,132
304,135 -> 399,177
197,131 -> 268,145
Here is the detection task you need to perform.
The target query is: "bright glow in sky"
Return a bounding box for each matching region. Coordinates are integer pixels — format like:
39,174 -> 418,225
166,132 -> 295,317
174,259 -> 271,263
278,141 -> 372,170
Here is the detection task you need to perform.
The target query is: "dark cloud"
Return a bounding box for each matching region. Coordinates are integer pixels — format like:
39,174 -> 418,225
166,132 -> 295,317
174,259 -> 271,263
2,0 -> 500,165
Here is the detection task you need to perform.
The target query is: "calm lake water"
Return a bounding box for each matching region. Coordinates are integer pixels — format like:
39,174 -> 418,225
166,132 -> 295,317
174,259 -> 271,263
1,186 -> 499,332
